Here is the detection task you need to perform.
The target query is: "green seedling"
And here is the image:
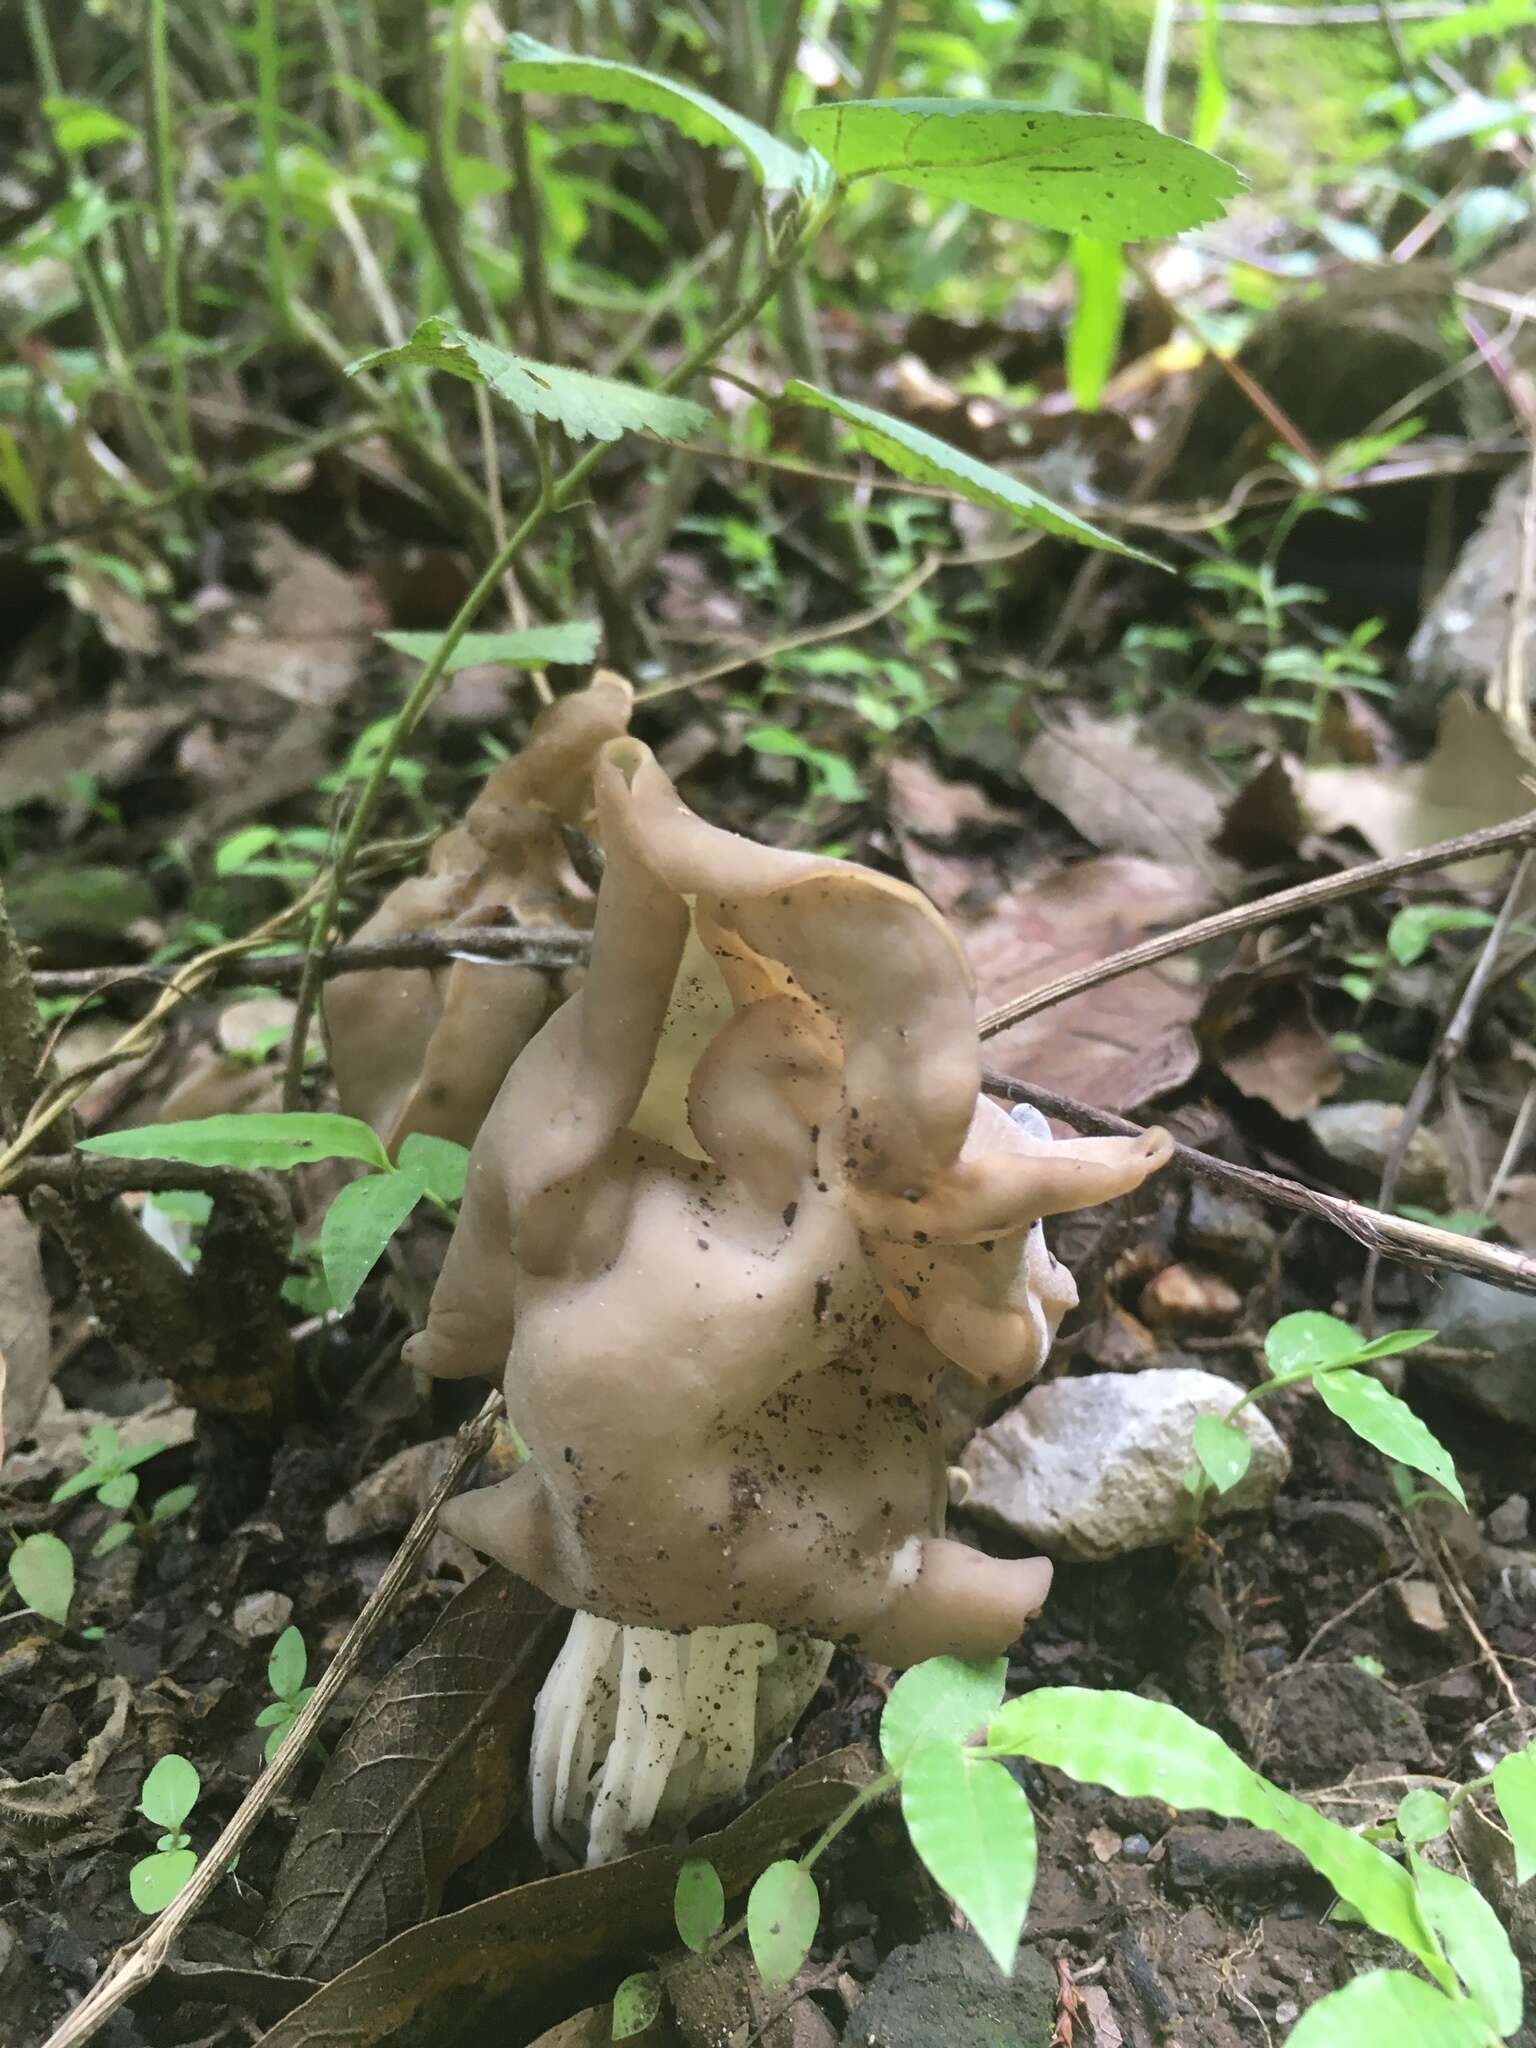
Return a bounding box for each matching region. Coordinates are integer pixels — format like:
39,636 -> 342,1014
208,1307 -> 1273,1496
130,1754 -> 201,1914
255,1625 -> 316,1764
51,1423 -> 196,1557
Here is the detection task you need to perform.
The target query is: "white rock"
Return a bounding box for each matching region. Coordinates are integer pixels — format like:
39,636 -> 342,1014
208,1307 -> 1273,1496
960,1369 -> 1289,1562
233,1590 -> 293,1641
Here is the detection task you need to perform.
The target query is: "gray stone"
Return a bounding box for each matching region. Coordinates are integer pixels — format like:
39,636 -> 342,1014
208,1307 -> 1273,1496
846,1931 -> 1056,2048
1250,1664 -> 1433,1788
1183,1182 -> 1278,1282
1305,1100 -> 1452,1208
1488,1496 -> 1531,1546
233,1590 -> 293,1642
962,1370 -> 1289,1563
1403,470 -> 1536,731
0,1198 -> 50,1461
1418,1275 -> 1536,1429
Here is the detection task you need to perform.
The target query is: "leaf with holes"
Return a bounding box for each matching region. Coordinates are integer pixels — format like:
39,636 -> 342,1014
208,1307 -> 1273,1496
502,34 -> 823,195
674,1857 -> 726,1953
1286,1970 -> 1496,2048
747,1860 -> 819,1987
80,1111 -> 390,1173
350,320 -> 711,445
1494,1745 -> 1536,1886
901,1745 -> 1037,1976
319,1171 -> 425,1312
378,624 -> 600,672
1191,1415 -> 1252,1495
782,382 -> 1161,564
1412,1856 -> 1523,2035
987,1687 -> 1448,1986
880,1657 -> 1006,1771
795,99 -> 1242,238
1312,1369 -> 1466,1508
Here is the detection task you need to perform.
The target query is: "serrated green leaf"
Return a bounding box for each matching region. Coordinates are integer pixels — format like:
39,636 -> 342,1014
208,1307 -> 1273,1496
1066,238 -> 1125,411
782,381 -> 1161,564
91,1520 -> 136,1559
1387,905 -> 1496,967
319,1171 -> 424,1311
130,1848 -> 198,1915
1191,1415 -> 1252,1495
350,319 -> 711,446
674,1856 -> 726,1952
1493,1746 -> 1536,1885
986,1688 -> 1448,1986
1312,1369 -> 1465,1509
795,99 -> 1241,238
1285,1970 -> 1495,2048
378,624 -> 600,672
610,1969 -> 663,2038
880,1656 -> 1007,1771
397,1132 -> 471,1205
268,1625 -> 307,1701
141,1753 -> 200,1830
9,1532 -> 74,1626
900,1746 -> 1037,1976
1396,1787 -> 1452,1844
747,1860 -> 819,1987
503,34 -> 820,194
80,1111 -> 390,1173
1412,1856 -> 1523,2034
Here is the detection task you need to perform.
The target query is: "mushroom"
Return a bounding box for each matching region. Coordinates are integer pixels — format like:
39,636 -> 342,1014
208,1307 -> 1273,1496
323,669 -> 631,1153
407,737 -> 1171,1862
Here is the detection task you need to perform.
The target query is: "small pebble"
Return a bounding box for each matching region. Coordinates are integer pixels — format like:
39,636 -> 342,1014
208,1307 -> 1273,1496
1139,1263 -> 1242,1333
1487,1495 -> 1530,1546
1121,1833 -> 1152,1862
1275,2002 -> 1299,2026
233,1590 -> 293,1641
1392,1579 -> 1448,1635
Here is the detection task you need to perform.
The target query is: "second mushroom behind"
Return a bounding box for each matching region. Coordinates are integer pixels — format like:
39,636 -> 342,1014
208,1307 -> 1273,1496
408,731 -> 1171,1862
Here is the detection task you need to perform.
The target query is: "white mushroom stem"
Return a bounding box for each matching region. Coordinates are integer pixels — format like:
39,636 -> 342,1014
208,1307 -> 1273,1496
529,1614 -> 833,1867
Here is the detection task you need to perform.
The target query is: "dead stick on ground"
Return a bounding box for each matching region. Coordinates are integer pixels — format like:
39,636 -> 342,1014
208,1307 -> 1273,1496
983,1071 -> 1536,1299
1360,846 -> 1536,1331
979,810 -> 1536,1040
38,1390 -> 505,2048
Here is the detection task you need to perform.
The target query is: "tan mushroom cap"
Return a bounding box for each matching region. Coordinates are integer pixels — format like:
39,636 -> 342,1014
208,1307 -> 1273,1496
409,738 -> 1171,1667
323,671 -> 631,1153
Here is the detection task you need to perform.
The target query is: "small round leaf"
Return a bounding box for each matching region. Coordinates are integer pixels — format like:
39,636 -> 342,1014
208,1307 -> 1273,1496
9,1532 -> 75,1626
747,1860 -> 819,1987
674,1856 -> 726,1952
130,1847 -> 197,1916
611,1970 -> 663,2038
1396,1788 -> 1451,1845
140,1753 -> 200,1830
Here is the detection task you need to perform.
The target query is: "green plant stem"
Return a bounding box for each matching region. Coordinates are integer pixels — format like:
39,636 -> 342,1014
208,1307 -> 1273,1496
145,0 -> 194,479
280,196 -> 836,1106
254,0 -> 293,335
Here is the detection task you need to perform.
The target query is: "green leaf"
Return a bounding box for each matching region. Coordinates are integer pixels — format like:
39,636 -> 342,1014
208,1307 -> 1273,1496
987,1688 -> 1447,1986
350,319 -> 711,446
610,1970 -> 663,2039
795,100 -> 1241,238
268,1625 -> 308,1702
97,1472 -> 139,1512
1412,1856 -> 1523,2035
44,96 -> 140,153
1065,238 -> 1125,411
1312,1369 -> 1466,1509
502,34 -> 820,195
880,1656 -> 1007,1771
52,1466 -> 107,1505
130,1847 -> 198,1916
397,1132 -> 471,1205
747,1860 -> 820,1987
1285,1970 -> 1496,2048
674,1857 -> 726,1953
378,624 -> 600,672
1387,905 -> 1497,967
140,1753 -> 201,1830
150,1483 -> 198,1526
80,1111 -> 390,1173
1396,1788 -> 1452,1845
320,1171 -> 425,1311
91,1521 -> 136,1559
1191,0 -> 1228,151
782,382 -> 1162,564
254,1701 -> 294,1728
9,1532 -> 74,1626
1264,1310 -> 1364,1377
900,1745 -> 1037,1976
1493,1746 -> 1536,1885
1191,1415 -> 1252,1495
1405,0 -> 1535,52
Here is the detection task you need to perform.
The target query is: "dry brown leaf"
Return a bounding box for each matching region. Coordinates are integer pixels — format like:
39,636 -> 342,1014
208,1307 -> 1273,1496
960,856 -> 1212,1111
0,704 -> 185,812
1020,714 -> 1237,887
191,526 -> 383,709
886,753 -> 1022,915
0,1678 -> 138,1848
1302,694 -> 1533,882
0,1197 -> 50,1462
1212,985 -> 1344,1121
